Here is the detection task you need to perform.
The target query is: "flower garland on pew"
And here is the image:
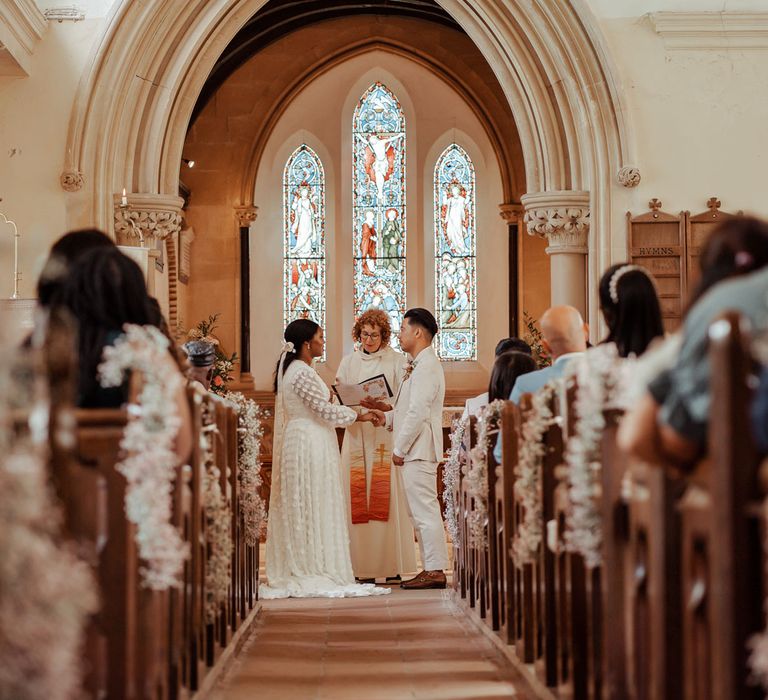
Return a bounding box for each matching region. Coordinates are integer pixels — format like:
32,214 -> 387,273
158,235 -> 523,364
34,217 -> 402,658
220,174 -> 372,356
200,396 -> 233,624
226,392 -> 267,546
467,400 -> 505,550
512,382 -> 557,565
561,343 -> 632,569
443,414 -> 469,546
98,324 -> 189,589
1,355 -> 97,700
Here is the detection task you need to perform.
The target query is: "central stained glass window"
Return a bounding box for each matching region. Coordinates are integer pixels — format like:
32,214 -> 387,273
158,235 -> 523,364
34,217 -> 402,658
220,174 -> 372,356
352,82 -> 406,345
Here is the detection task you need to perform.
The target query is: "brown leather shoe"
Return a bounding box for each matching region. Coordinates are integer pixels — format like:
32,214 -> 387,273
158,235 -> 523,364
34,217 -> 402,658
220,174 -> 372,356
400,570 -> 446,590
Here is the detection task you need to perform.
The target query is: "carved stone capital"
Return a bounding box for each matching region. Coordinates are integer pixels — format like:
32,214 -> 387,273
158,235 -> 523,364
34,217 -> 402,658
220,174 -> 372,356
617,166 -> 641,188
60,170 -> 84,192
113,192 -> 184,246
235,205 -> 259,227
498,203 -> 522,225
521,190 -> 590,254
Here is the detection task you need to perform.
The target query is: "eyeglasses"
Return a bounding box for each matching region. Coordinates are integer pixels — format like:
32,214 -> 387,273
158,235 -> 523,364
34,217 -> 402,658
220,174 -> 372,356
361,332 -> 381,340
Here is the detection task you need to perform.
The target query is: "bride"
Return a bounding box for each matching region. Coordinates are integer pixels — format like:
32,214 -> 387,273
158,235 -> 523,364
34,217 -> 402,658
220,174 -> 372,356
262,319 -> 391,599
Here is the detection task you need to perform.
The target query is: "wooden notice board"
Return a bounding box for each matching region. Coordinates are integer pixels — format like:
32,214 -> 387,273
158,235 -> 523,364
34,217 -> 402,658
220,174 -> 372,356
627,199 -> 686,332
685,197 -> 740,293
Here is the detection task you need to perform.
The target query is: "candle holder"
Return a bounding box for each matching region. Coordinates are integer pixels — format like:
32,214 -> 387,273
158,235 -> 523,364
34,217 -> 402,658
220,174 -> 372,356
0,211 -> 20,299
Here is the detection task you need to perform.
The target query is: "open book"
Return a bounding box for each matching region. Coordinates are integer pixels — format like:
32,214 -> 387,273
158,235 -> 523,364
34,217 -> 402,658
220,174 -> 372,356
332,373 -> 393,407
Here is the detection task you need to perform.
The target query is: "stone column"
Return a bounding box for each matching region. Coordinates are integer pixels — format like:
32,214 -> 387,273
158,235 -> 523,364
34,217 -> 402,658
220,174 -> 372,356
521,191 -> 590,318
498,203 -> 522,334
235,206 -> 258,382
113,192 -> 184,320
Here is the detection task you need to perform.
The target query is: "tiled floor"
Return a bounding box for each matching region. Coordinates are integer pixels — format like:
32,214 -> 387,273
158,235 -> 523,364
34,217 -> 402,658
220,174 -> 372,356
211,587 -> 534,700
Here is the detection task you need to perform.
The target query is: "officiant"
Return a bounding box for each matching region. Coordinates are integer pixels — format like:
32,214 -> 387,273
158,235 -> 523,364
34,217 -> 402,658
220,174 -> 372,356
335,310 -> 418,582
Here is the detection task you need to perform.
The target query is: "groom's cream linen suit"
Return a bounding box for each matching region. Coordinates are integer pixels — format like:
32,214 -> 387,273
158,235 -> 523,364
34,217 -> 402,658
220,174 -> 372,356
385,346 -> 449,571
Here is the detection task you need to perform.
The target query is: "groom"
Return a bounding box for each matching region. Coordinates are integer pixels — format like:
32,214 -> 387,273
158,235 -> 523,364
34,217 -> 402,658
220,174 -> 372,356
372,308 -> 448,589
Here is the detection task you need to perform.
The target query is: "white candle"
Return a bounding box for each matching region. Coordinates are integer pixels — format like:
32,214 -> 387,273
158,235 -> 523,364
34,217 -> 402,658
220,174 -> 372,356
121,188 -> 128,206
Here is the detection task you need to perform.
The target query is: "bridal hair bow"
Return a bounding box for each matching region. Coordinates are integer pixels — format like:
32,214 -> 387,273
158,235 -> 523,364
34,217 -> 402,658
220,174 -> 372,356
282,341 -> 295,354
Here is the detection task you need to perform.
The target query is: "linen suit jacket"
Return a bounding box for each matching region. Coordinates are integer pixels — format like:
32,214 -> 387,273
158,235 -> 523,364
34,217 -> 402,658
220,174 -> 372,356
386,346 -> 445,463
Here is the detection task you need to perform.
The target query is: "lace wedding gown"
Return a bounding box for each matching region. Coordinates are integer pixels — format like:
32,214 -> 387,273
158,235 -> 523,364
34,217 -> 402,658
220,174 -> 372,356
261,360 -> 390,599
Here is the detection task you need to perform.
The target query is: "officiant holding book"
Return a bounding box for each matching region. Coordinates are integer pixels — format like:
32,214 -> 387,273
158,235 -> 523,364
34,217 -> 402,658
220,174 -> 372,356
335,310 -> 418,582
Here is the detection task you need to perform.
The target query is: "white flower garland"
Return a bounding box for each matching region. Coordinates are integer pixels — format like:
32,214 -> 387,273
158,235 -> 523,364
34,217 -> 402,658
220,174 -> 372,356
512,382 -> 557,565
1,449 -> 99,700
467,400 -> 505,550
200,398 -> 232,623
443,415 -> 468,546
98,324 -> 189,589
561,343 -> 629,569
226,392 -> 267,546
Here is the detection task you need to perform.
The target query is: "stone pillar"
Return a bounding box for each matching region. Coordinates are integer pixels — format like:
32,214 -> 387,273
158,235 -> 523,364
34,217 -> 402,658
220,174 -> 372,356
521,191 -> 590,318
113,193 -> 184,320
498,203 -> 522,334
235,206 -> 258,383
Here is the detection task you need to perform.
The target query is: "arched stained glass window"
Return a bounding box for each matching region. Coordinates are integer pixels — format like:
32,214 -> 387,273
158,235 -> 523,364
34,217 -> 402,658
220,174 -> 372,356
283,144 -> 325,357
352,82 -> 406,344
434,144 -> 476,360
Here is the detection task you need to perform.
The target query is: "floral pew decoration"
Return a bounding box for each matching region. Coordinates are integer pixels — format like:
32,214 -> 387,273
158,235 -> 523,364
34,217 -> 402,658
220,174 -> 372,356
443,414 -> 469,547
559,344 -> 635,569
466,400 -> 506,550
98,324 -> 190,589
1,349 -> 97,700
226,392 -> 267,545
513,382 -> 557,565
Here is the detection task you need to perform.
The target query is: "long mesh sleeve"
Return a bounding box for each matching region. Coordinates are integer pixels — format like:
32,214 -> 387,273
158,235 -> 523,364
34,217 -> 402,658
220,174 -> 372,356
291,367 -> 358,427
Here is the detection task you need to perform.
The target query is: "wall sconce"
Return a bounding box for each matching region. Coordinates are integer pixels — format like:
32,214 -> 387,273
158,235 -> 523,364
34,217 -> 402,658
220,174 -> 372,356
183,158 -> 195,169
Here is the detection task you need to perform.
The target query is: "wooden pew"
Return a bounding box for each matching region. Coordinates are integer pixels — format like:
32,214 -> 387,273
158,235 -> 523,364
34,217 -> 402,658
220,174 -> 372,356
678,312 -> 763,700
495,401 -> 517,646
484,410 -> 501,632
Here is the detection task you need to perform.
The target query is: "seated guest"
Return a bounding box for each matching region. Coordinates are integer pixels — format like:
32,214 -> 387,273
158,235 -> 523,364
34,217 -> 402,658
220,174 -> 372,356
619,216 -> 768,466
463,337 -> 532,419
599,263 -> 664,357
752,367 -> 768,455
56,246 -> 193,461
509,305 -> 588,403
37,228 -> 115,308
184,339 -> 216,391
488,350 -> 537,403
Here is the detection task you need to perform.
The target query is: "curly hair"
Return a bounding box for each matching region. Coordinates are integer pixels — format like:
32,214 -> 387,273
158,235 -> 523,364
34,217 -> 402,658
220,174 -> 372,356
352,309 -> 392,346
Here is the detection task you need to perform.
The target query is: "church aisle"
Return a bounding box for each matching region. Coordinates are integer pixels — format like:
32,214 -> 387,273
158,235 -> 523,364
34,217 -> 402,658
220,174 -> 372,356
211,588 -> 534,699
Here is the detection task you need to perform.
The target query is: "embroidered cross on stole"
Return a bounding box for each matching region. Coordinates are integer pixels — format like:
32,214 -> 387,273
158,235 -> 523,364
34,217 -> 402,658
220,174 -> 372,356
350,439 -> 392,524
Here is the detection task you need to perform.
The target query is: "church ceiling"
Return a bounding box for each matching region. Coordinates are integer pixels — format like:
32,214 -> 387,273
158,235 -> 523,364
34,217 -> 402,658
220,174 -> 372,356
192,0 -> 462,122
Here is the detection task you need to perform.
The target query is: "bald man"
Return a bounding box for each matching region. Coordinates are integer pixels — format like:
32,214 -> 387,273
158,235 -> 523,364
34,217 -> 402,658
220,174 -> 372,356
493,305 -> 588,463
509,305 -> 588,403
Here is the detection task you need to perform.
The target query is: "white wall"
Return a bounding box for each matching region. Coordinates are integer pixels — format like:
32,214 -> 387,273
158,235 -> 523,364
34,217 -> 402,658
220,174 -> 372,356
251,50 -> 506,391
0,13 -> 109,299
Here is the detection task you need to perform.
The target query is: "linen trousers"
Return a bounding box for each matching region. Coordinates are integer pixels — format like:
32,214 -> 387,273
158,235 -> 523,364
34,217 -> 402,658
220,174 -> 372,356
400,458 -> 449,571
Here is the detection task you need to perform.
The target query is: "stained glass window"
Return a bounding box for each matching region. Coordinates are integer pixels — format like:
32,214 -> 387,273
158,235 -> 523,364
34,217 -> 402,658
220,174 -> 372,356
352,82 -> 406,345
434,144 -> 476,360
283,145 -> 325,357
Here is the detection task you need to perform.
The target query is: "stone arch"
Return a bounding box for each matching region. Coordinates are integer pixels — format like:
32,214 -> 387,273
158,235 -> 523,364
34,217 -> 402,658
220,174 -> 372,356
61,0 -> 632,325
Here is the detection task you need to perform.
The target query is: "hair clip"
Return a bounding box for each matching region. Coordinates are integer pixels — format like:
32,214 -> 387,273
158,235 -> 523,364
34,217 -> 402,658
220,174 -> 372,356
608,264 -> 646,304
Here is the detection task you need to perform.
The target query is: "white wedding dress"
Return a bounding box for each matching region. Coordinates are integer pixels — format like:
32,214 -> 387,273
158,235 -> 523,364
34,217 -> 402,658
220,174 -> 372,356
261,360 -> 390,599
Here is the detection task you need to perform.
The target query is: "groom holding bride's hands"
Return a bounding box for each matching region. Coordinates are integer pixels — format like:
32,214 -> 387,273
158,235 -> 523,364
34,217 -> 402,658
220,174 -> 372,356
364,308 -> 449,589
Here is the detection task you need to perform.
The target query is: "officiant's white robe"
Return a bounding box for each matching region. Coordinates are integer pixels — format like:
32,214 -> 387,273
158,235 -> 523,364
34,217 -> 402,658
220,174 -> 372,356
336,346 -> 418,579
